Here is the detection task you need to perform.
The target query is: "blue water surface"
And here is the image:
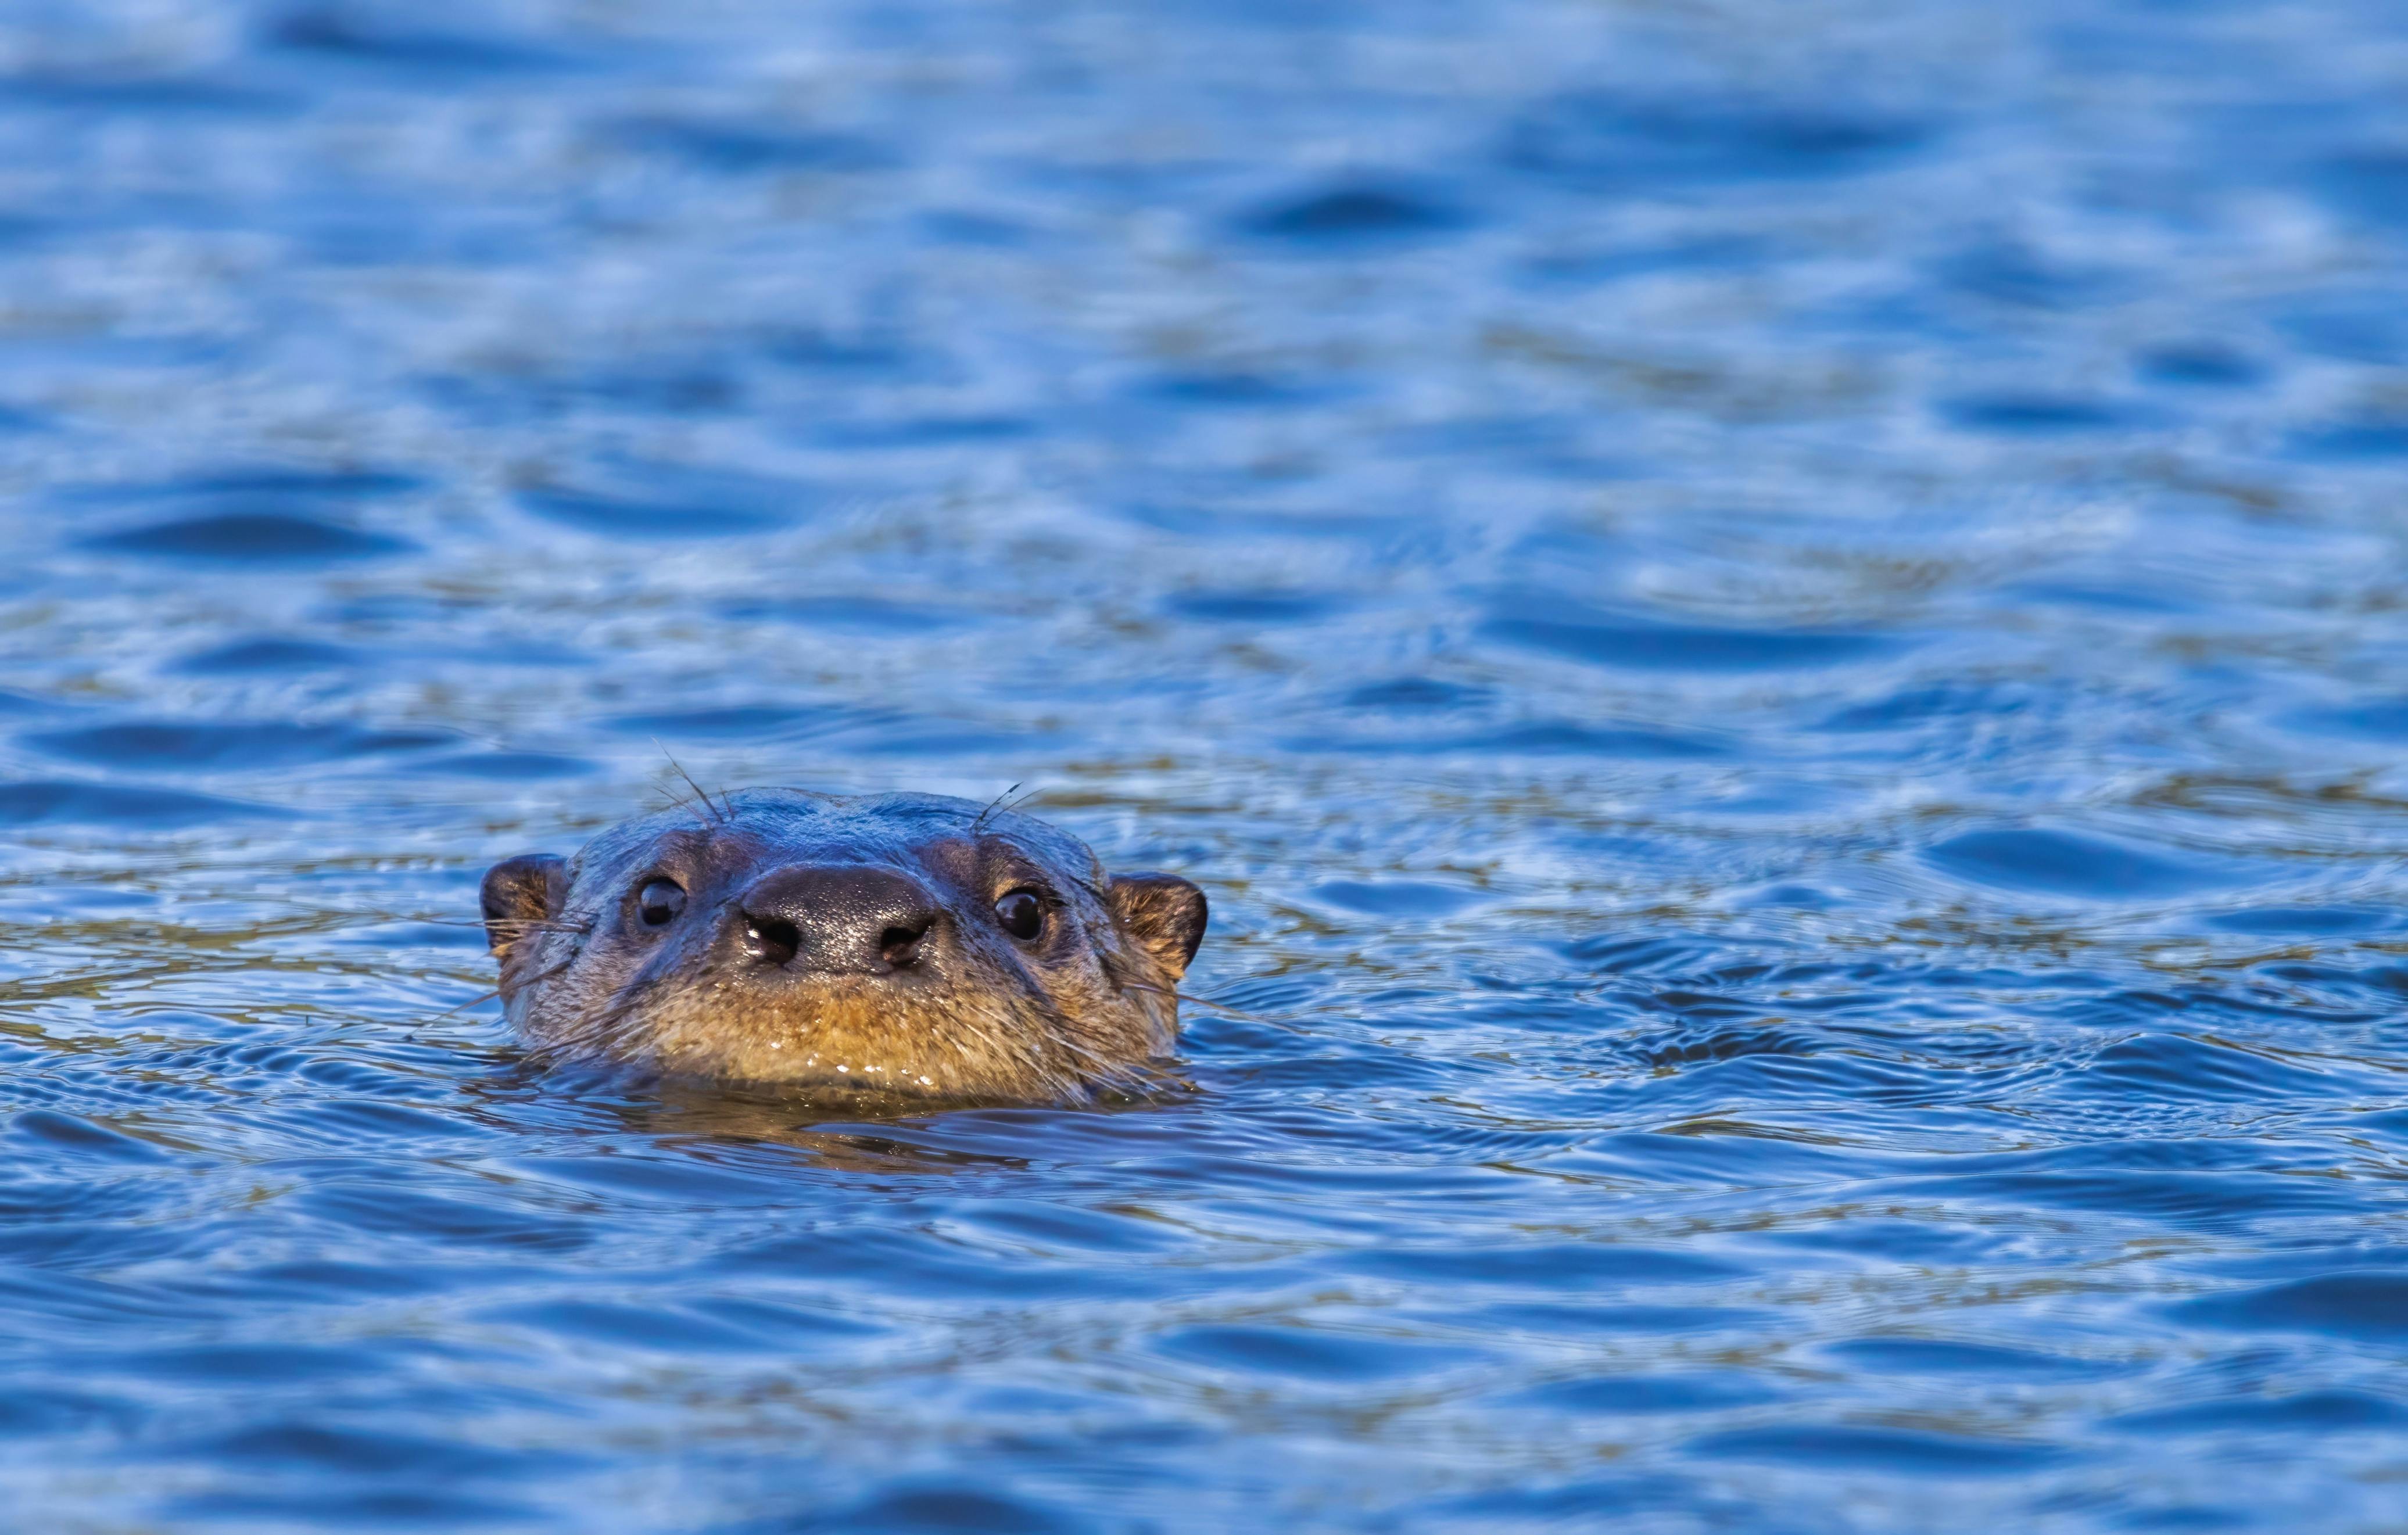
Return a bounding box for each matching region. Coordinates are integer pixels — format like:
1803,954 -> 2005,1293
4,0 -> 2408,1529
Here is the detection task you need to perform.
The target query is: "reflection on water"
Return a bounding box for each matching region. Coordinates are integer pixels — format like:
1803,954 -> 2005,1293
4,0 -> 2408,1527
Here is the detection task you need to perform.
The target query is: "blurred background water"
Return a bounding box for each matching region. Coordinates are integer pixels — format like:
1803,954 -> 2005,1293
3,0 -> 2408,1529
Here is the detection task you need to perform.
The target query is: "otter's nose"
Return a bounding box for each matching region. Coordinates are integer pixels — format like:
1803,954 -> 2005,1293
736,865 -> 944,974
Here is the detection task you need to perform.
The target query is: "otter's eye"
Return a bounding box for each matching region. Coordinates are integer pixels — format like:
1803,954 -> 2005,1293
637,878 -> 686,927
994,889 -> 1045,942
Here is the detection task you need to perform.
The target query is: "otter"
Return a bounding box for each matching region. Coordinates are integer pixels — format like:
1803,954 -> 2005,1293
477,790 -> 1207,1106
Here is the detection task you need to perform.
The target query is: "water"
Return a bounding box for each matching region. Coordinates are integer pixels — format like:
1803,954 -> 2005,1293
3,0 -> 2408,1528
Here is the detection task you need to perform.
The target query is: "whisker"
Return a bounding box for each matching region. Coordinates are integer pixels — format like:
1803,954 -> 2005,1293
970,781 -> 1022,835
655,740 -> 729,824
224,903 -> 594,938
529,970 -> 663,1064
478,917 -> 594,937
1119,979 -> 1306,1029
1009,986 -> 1152,1097
421,943 -> 586,1029
420,985 -> 504,1023
424,953 -> 569,1025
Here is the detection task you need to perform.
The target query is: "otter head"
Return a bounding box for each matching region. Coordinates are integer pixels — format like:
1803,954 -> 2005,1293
478,790 -> 1207,1105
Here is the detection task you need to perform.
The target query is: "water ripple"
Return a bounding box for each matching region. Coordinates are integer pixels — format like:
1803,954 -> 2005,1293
0,0 -> 2406,1529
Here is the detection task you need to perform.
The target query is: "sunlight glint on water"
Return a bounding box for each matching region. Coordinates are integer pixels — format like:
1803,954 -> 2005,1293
1,0 -> 2407,1529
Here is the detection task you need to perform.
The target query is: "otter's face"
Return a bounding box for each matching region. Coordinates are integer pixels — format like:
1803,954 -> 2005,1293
476,790 -> 1207,1105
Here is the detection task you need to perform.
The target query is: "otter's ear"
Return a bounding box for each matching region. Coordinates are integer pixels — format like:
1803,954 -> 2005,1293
1106,872 -> 1207,981
481,853 -> 568,956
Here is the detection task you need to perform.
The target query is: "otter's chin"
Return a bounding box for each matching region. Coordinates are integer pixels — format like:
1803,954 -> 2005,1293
561,984 -> 1096,1104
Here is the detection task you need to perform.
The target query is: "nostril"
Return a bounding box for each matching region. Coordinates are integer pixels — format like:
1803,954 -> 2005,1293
745,915 -> 800,967
879,924 -> 926,969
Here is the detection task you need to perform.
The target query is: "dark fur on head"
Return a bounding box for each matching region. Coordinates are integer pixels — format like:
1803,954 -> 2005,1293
479,790 -> 1207,1106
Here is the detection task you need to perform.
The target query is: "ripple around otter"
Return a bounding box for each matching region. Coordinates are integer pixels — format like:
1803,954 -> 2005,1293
3,0 -> 2408,1530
